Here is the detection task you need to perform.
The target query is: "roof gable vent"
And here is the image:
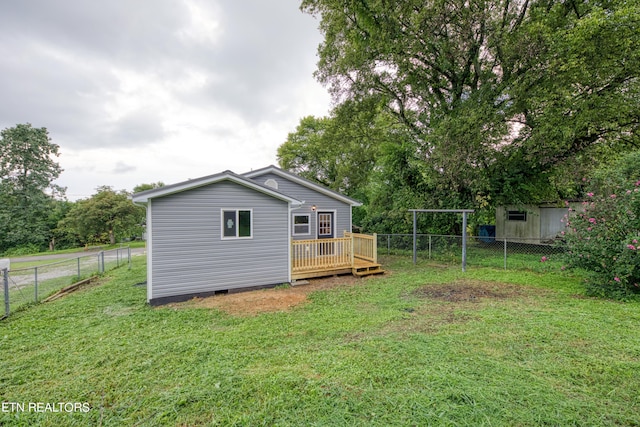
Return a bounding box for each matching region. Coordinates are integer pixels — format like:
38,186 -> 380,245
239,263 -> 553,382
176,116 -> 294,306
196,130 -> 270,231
264,178 -> 278,189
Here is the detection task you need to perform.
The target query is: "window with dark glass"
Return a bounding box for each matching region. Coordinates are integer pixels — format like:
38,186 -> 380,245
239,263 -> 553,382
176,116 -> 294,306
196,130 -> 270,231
293,214 -> 310,235
507,210 -> 527,221
222,209 -> 252,239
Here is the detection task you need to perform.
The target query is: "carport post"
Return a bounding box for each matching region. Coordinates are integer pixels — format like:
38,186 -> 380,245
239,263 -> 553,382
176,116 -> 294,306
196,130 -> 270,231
462,212 -> 468,272
409,209 -> 474,271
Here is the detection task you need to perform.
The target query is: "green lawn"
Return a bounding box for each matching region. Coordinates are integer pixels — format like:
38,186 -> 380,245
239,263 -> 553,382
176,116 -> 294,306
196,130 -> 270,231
1,256 -> 639,426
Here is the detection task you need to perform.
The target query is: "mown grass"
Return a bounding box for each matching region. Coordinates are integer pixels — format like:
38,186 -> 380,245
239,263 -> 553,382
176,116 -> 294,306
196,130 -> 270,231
1,256 -> 639,426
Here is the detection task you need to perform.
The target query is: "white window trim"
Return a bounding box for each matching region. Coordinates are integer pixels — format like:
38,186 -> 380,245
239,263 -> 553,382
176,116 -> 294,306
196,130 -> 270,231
221,208 -> 254,240
292,213 -> 311,236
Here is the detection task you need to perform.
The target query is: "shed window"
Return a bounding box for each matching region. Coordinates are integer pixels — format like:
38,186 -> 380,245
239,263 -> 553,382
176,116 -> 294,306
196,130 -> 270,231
293,214 -> 310,236
507,210 -> 527,221
222,209 -> 252,239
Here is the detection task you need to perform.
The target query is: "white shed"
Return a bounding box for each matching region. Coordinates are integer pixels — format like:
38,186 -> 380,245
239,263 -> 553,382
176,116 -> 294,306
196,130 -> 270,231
495,203 -> 582,244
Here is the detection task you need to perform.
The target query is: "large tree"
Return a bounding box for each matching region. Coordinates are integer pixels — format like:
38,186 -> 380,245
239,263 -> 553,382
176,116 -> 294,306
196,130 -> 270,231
278,98 -> 387,198
301,0 -> 640,207
58,186 -> 144,245
0,124 -> 64,252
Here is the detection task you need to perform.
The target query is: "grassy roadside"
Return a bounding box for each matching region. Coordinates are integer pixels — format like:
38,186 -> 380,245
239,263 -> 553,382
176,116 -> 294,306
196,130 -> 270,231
1,256 -> 639,426
6,242 -> 144,270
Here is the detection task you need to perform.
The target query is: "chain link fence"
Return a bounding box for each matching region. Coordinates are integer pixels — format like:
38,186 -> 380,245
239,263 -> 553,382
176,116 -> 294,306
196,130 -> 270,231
1,268 -> 7,320
1,247 -> 131,319
377,234 -> 564,272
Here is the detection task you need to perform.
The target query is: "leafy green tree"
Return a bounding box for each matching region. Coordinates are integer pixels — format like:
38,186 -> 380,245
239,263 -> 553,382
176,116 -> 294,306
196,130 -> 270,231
133,182 -> 165,193
278,98 -> 387,198
58,187 -> 143,245
279,97 -> 409,226
301,0 -> 640,209
47,199 -> 79,251
0,124 -> 64,253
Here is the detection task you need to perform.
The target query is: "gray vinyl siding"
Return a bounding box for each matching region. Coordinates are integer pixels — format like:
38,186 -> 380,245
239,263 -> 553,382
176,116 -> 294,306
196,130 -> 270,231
148,180 -> 290,300
250,172 -> 352,240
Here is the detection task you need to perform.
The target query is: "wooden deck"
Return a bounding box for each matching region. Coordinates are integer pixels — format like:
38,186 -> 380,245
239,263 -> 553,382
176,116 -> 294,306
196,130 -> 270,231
291,232 -> 384,280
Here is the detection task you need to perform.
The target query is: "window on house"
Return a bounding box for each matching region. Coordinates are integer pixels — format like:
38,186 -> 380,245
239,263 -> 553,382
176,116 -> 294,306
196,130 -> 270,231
222,209 -> 252,239
507,210 -> 527,221
293,214 -> 310,236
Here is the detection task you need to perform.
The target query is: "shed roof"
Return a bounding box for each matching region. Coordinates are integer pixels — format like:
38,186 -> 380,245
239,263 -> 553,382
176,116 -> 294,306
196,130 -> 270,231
131,170 -> 303,205
243,165 -> 362,207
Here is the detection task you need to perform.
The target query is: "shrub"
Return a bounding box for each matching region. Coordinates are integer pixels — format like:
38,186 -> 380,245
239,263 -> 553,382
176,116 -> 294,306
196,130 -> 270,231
562,182 -> 640,299
2,243 -> 43,257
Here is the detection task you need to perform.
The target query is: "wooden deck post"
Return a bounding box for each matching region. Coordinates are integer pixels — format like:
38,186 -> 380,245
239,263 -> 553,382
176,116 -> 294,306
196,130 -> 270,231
349,231 -> 354,267
373,233 -> 378,263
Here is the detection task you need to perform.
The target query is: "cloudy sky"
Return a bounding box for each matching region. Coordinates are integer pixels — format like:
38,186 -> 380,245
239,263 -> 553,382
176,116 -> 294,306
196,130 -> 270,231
0,1 -> 331,200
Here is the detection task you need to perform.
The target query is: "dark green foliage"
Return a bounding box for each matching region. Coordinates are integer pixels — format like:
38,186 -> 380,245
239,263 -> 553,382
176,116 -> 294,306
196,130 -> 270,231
57,186 -> 144,245
0,124 -> 64,254
290,0 -> 640,232
563,151 -> 640,299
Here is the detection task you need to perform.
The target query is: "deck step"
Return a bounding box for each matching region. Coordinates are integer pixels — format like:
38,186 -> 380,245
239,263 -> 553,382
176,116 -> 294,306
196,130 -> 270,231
352,264 -> 385,277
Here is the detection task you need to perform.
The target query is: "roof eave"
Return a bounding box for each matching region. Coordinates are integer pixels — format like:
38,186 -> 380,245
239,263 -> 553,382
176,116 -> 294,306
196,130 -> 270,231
243,165 -> 363,207
131,171 -> 302,205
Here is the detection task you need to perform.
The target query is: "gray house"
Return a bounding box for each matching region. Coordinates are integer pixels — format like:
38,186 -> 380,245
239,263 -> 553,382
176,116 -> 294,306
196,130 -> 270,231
132,166 -> 370,305
244,166 -> 359,242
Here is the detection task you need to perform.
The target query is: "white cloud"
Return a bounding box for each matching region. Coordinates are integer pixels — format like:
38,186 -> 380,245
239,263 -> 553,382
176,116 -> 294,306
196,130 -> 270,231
0,0 -> 330,200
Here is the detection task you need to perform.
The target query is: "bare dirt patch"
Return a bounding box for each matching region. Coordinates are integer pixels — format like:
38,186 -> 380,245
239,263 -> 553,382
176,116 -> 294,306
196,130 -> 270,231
412,279 -> 532,303
167,274 -> 366,316
381,279 -> 547,336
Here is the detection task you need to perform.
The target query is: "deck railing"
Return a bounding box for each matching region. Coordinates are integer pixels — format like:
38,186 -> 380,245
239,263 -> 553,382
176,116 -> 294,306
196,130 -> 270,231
291,237 -> 353,274
345,232 -> 378,263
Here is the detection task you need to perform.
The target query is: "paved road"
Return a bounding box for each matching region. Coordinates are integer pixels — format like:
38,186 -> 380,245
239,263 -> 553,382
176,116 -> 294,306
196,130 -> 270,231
8,247 -> 146,263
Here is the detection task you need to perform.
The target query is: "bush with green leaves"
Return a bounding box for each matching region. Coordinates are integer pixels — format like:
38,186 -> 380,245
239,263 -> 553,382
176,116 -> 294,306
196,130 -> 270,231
562,182 -> 640,299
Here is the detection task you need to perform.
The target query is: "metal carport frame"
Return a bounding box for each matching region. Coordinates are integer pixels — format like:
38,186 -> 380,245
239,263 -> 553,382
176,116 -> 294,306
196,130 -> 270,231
409,209 -> 475,271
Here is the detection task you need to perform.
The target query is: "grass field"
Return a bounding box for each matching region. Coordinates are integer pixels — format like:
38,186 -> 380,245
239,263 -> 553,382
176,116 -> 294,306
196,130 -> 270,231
1,256 -> 639,426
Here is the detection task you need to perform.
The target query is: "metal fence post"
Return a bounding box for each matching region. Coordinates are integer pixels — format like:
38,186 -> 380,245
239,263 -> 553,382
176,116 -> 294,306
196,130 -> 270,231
387,235 -> 390,255
504,238 -> 507,270
462,212 -> 468,272
77,257 -> 81,279
429,235 -> 432,259
34,266 -> 38,302
128,247 -> 131,270
412,211 -> 417,265
101,251 -> 105,274
3,268 -> 9,318
117,249 -> 120,268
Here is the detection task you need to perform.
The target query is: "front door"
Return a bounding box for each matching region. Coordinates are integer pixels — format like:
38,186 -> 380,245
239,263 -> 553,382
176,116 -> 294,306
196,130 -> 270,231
317,212 -> 334,255
317,212 -> 334,239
